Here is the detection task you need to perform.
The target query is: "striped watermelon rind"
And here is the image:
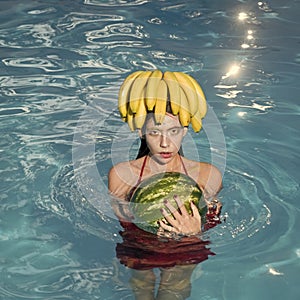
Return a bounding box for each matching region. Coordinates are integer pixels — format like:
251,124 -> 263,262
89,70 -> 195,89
130,172 -> 207,234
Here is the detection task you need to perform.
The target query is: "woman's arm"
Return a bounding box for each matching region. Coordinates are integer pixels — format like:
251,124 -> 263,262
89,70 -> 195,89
199,163 -> 223,198
108,165 -> 135,222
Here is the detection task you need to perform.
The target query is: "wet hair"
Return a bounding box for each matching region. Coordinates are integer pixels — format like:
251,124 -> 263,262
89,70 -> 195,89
136,137 -> 150,158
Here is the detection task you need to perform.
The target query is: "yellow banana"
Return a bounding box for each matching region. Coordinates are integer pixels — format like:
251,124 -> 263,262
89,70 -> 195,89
174,72 -> 198,116
118,70 -> 143,119
145,69 -> 163,111
154,79 -> 168,124
129,70 -> 152,113
126,106 -> 135,131
134,88 -> 147,129
190,109 -> 203,132
163,71 -> 181,115
178,87 -> 190,127
187,74 -> 207,118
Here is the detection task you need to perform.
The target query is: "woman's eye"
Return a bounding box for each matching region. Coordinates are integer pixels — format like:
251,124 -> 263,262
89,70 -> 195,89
169,129 -> 179,135
148,130 -> 160,136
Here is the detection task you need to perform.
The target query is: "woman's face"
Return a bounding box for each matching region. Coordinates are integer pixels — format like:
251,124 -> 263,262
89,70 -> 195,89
141,113 -> 187,164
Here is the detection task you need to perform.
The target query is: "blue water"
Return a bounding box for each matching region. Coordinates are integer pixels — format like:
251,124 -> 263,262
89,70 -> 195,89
1,0 -> 299,299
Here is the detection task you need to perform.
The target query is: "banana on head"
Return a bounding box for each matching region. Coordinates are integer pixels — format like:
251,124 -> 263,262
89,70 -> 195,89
185,74 -> 207,118
154,79 -> 168,125
163,71 -> 181,115
118,69 -> 207,132
190,109 -> 203,132
173,72 -> 198,116
118,70 -> 143,119
129,70 -> 152,113
145,69 -> 163,111
178,86 -> 191,127
134,88 -> 147,129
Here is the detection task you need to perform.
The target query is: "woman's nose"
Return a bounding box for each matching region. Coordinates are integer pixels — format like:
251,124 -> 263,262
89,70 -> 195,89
160,134 -> 169,148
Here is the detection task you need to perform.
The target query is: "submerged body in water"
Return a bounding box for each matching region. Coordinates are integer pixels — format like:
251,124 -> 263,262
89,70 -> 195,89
109,73 -> 222,299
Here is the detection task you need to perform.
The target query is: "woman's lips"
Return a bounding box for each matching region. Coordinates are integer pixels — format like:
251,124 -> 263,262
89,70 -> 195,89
160,152 -> 172,159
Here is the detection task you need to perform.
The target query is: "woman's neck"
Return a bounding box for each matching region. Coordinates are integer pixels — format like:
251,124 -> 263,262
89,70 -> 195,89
146,153 -> 183,174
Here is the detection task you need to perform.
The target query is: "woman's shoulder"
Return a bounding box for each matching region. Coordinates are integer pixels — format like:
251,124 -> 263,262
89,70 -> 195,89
108,157 -> 146,187
181,157 -> 222,196
108,159 -> 139,199
109,157 -> 144,176
181,157 -> 220,173
109,160 -> 130,175
199,161 -> 222,178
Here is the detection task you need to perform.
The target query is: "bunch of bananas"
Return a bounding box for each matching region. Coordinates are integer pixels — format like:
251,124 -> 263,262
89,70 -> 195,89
118,70 -> 207,132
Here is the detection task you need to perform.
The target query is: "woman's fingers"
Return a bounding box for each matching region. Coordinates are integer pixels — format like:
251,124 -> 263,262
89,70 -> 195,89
163,198 -> 181,219
163,195 -> 188,216
158,218 -> 175,232
190,201 -> 201,222
159,196 -> 202,235
173,195 -> 189,216
161,207 -> 174,221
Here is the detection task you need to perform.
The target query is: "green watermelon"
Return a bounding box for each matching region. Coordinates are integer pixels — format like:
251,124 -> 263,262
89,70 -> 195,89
130,172 -> 207,234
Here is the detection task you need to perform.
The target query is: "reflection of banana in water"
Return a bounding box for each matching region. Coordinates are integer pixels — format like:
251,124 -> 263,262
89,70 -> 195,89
178,87 -> 190,127
118,70 -> 143,119
145,69 -> 163,111
163,71 -> 181,115
129,71 -> 152,113
174,72 -> 198,117
154,79 -> 168,124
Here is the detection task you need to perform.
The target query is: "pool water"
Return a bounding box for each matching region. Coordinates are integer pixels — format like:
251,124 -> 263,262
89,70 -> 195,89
1,0 -> 299,299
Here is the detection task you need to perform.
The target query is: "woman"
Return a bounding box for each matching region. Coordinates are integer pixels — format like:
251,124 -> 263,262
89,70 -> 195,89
108,70 -> 222,299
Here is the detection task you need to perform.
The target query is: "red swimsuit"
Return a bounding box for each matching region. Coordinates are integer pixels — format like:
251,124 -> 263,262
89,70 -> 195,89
126,154 -> 188,201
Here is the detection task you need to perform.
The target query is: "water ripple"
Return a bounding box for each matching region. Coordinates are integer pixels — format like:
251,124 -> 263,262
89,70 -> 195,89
57,12 -> 124,31
84,0 -> 148,7
0,75 -> 78,89
0,23 -> 56,48
86,22 -> 149,40
208,141 -> 299,261
48,164 -> 119,241
2,57 -> 65,72
0,106 -> 30,117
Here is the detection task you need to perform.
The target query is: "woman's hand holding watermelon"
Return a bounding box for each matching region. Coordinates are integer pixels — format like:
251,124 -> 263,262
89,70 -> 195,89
158,195 -> 202,236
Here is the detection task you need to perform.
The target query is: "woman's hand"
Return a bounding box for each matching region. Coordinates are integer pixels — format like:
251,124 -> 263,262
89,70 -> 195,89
158,195 -> 201,236
206,197 -> 222,217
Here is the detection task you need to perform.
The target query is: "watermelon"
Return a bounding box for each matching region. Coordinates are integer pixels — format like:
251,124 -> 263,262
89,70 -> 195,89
130,172 -> 207,234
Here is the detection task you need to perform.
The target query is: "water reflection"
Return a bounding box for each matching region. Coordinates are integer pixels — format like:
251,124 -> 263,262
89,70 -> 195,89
238,12 -> 248,21
84,0 -> 148,6
57,12 -> 124,31
222,64 -> 240,80
0,0 -> 299,299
